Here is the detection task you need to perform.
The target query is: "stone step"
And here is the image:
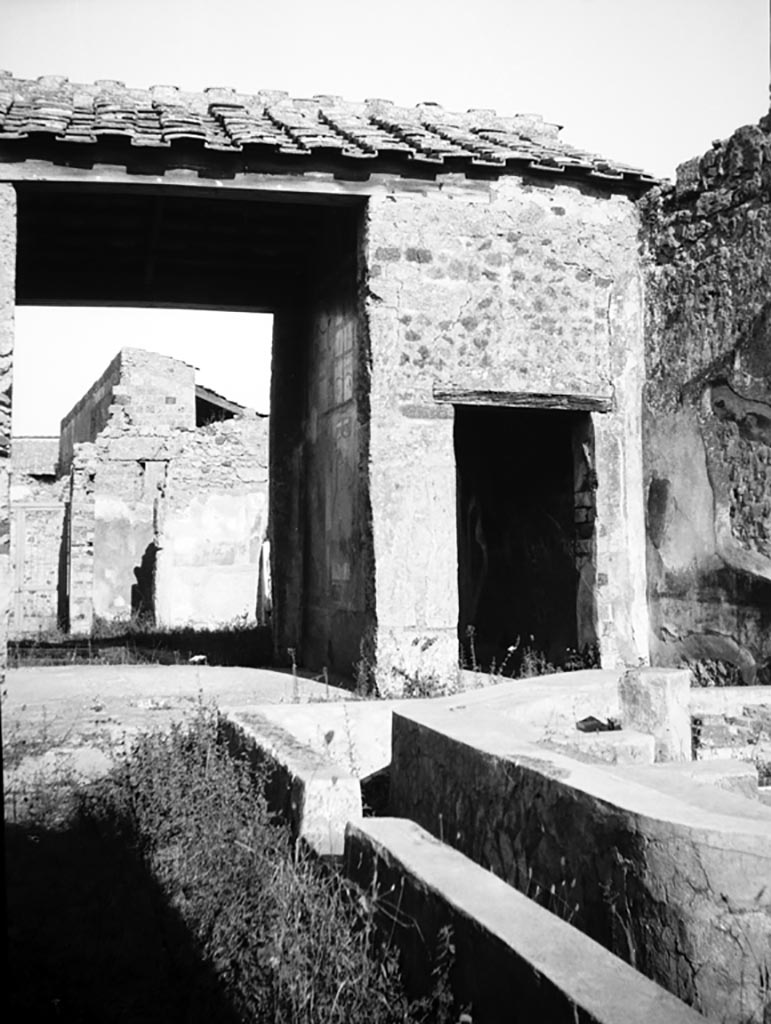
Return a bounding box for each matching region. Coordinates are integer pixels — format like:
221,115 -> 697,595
346,817 -> 707,1024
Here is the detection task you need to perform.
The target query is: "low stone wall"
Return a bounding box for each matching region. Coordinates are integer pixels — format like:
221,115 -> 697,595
346,817 -> 707,1024
691,686 -> 771,783
390,700 -> 771,1023
220,707 -> 361,857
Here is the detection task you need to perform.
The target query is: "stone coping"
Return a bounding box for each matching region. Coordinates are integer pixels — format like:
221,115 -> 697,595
690,686 -> 771,714
346,818 -> 707,1024
220,708 -> 362,857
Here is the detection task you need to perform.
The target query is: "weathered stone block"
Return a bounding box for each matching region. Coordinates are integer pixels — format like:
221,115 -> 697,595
666,758 -> 759,801
620,667 -> 691,762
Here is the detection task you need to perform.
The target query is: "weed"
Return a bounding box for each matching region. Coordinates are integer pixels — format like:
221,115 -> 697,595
524,863 -> 580,926
394,667 -> 459,699
8,705 -> 469,1022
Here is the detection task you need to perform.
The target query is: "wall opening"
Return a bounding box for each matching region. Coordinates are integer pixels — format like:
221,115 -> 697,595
10,184 -> 370,678
455,405 -> 597,674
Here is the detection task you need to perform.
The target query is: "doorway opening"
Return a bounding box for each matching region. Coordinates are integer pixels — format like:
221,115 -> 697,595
455,404 -> 597,675
10,183 -> 370,677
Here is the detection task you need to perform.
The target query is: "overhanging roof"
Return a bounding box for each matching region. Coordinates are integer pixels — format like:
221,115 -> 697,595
0,72 -> 658,190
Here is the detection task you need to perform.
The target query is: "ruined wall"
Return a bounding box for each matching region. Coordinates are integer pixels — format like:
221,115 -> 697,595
60,347 -> 195,471
117,347 -> 196,431
391,706 -> 771,1024
9,471 -> 67,636
365,177 -> 648,692
72,413 -> 268,630
0,185 -> 15,663
67,447 -> 96,633
270,210 -> 373,681
640,119 -> 771,683
155,416 -> 268,628
59,351 -> 122,471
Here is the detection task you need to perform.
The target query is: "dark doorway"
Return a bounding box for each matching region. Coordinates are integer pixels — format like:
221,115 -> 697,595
455,405 -> 590,674
131,542 -> 157,626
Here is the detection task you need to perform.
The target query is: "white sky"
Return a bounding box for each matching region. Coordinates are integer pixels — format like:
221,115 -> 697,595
11,308 -> 273,435
2,0 -> 768,434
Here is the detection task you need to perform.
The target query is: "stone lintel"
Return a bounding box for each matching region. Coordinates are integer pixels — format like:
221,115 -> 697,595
432,386 -> 613,413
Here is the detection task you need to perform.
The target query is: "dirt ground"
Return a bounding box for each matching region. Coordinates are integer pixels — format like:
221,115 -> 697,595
3,663 -> 348,790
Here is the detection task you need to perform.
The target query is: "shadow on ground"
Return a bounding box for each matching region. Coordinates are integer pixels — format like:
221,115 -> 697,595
9,625 -> 274,668
6,808 -> 243,1023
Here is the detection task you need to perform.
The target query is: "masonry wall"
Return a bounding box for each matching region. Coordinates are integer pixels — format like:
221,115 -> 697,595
59,351 -> 122,471
69,412 -> 269,631
640,119 -> 771,684
0,185 -> 15,665
117,347 -> 195,431
364,177 -> 649,692
68,447 -> 96,633
60,347 -> 195,471
391,706 -> 771,1024
155,416 -> 268,628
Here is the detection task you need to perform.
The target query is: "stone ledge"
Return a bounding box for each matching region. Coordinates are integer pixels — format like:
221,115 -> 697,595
346,817 -> 707,1024
390,701 -> 771,1022
220,708 -> 362,856
649,757 -> 759,800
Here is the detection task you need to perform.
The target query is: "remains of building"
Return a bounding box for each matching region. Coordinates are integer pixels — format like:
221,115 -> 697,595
1,73 -> 770,1023
10,345 -> 268,637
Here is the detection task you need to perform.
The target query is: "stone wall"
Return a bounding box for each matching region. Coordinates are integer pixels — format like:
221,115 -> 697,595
155,416 -> 268,628
9,471 -> 67,635
67,448 -> 96,633
691,686 -> 771,784
117,346 -> 196,432
12,436 -> 58,475
640,119 -> 771,683
59,351 -> 122,472
0,185 -> 15,666
71,412 -> 268,631
60,347 -> 195,471
364,176 -> 648,691
391,702 -> 771,1023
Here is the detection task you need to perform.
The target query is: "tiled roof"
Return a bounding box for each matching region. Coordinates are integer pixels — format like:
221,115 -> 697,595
0,73 -> 657,187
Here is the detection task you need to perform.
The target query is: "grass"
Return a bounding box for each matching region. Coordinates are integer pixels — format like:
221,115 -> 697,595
5,706 -> 466,1023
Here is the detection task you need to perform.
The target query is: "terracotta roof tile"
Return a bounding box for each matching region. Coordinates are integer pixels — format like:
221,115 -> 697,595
0,73 -> 658,186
